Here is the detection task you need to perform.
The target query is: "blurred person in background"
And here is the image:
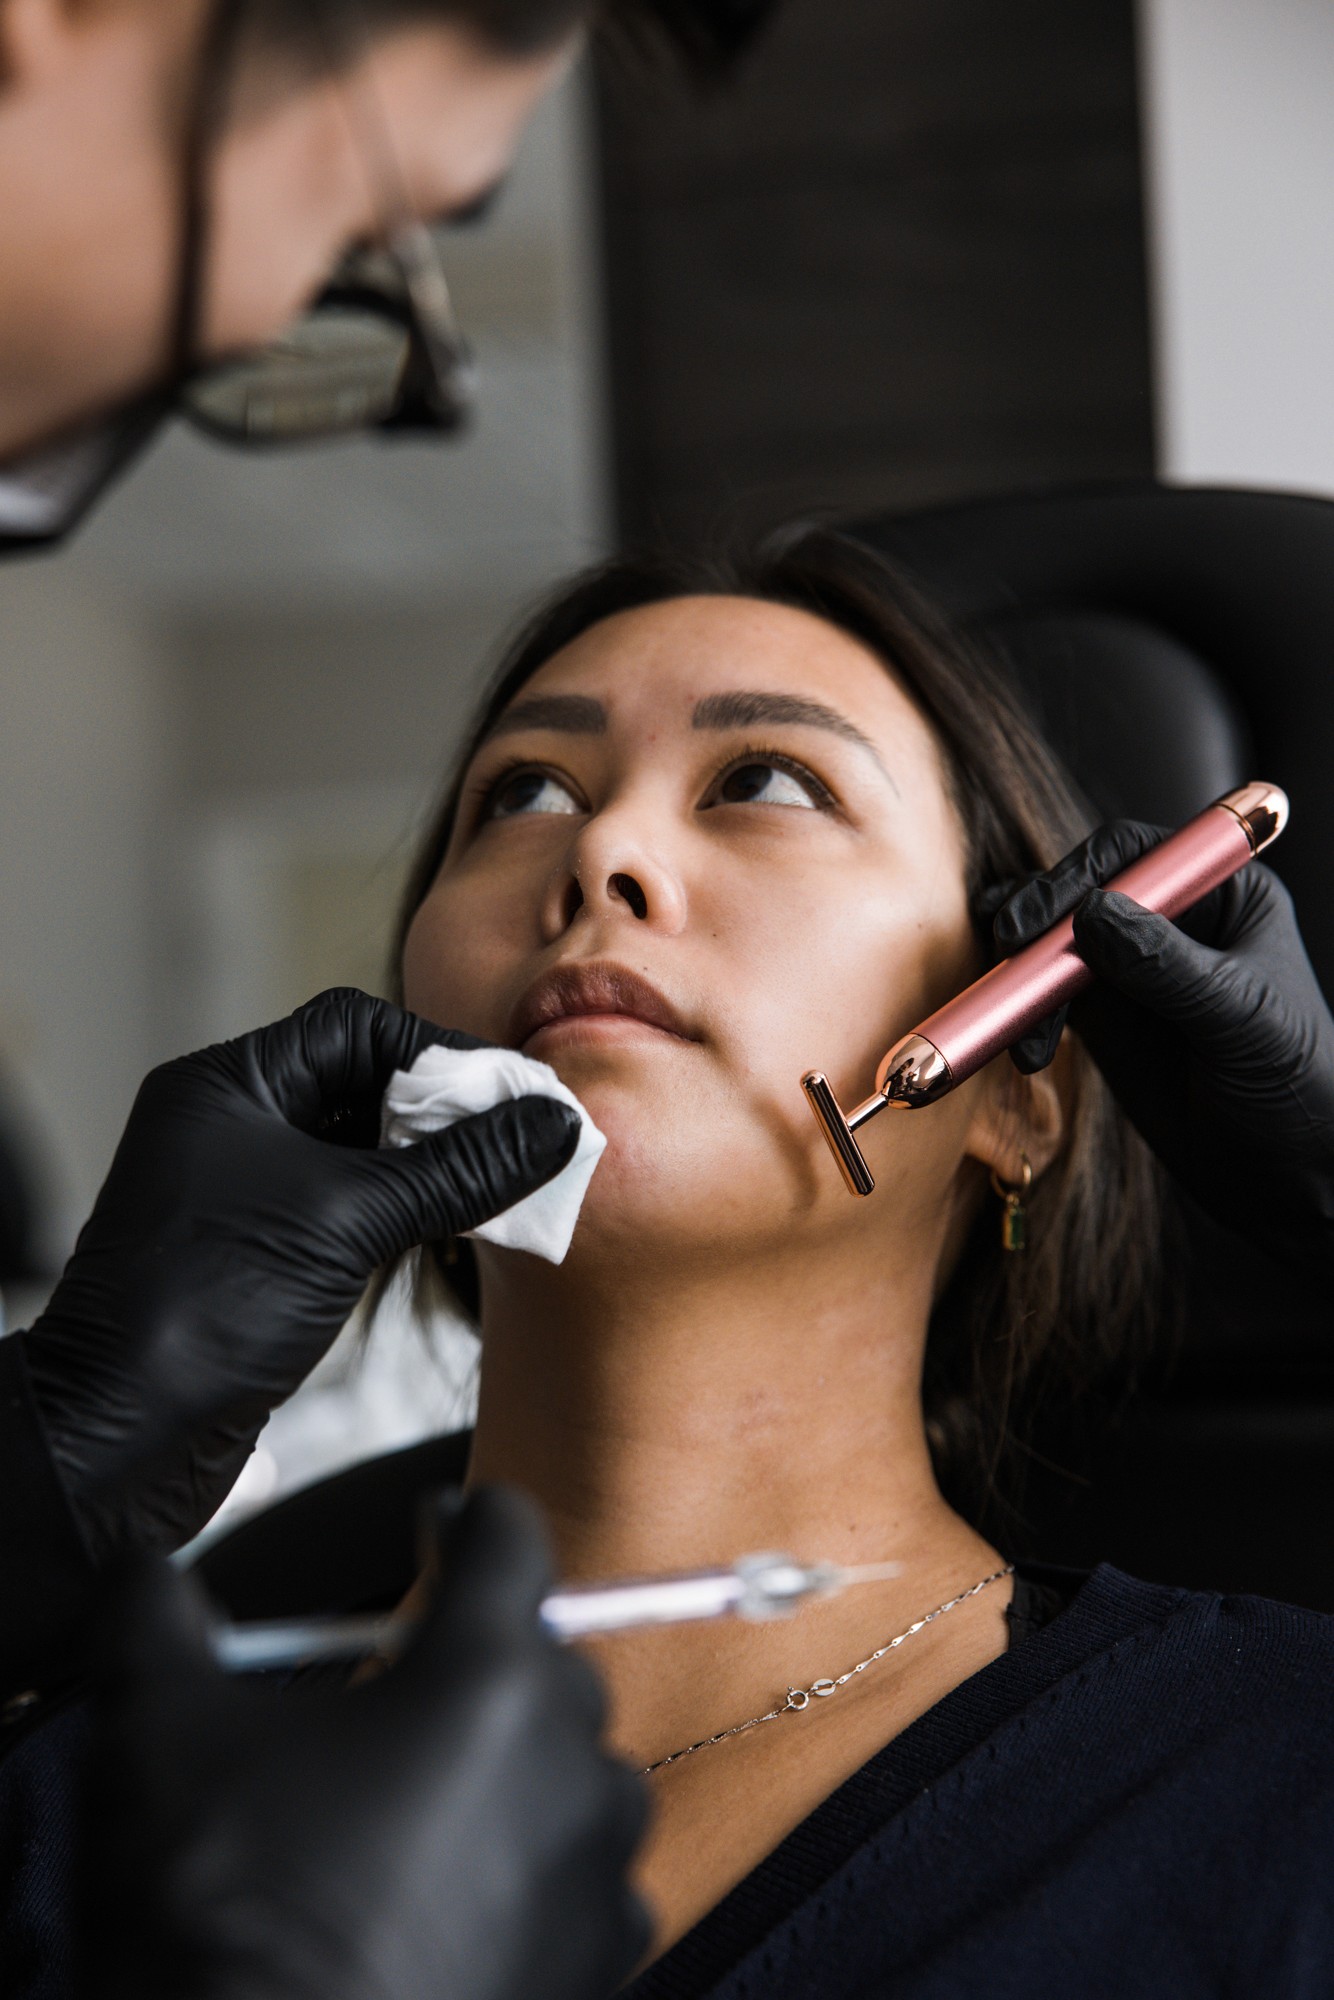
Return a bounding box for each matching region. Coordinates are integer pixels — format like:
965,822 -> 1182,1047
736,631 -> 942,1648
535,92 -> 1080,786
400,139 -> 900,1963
0,0 -> 765,1994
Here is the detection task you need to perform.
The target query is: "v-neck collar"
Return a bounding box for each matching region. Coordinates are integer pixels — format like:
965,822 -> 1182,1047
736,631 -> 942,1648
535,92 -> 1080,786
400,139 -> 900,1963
623,1564 -> 1185,1999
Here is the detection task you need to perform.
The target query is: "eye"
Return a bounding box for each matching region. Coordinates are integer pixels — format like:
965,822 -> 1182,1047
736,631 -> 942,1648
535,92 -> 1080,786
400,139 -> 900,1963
709,754 -> 830,812
484,767 -> 583,819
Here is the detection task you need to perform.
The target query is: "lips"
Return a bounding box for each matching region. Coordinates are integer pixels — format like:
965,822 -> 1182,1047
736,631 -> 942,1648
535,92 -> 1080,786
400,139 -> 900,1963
510,962 -> 695,1050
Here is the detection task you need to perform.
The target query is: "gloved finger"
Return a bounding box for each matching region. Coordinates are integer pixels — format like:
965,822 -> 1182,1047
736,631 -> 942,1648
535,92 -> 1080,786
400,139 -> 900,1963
545,1633 -> 612,1737
368,1095 -> 581,1257
601,1757 -> 651,1860
414,1483 -> 468,1573
991,820 -> 1169,955
971,876 -> 1024,938
252,988 -> 495,1139
1008,1005 -> 1070,1075
1168,858 -> 1282,955
611,1886 -> 655,1988
551,1878 -> 653,2000
93,1556 -> 219,1695
584,1774 -> 654,1982
1071,890 -> 1241,1044
402,1485 -> 556,1672
81,1409 -> 257,1546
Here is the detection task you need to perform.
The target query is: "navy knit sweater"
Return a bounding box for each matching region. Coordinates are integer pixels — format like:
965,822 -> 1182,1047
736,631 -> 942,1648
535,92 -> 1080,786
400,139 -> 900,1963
622,1564 -> 1334,2000
4,1563 -> 1334,1998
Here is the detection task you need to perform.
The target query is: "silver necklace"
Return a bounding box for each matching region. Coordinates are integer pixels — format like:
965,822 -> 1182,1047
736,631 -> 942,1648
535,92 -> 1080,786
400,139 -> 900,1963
642,1564 -> 1014,1777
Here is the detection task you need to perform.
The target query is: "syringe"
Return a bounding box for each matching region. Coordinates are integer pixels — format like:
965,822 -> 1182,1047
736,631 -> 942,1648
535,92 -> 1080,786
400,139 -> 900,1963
209,1551 -> 905,1673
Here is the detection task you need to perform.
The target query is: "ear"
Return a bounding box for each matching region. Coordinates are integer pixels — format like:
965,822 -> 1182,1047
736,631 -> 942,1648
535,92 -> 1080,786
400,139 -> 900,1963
961,1030 -> 1074,1187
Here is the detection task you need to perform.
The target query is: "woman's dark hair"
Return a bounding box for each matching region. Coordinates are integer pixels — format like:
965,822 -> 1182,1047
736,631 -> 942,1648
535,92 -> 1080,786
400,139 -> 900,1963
390,526 -> 1163,1516
250,0 -> 766,70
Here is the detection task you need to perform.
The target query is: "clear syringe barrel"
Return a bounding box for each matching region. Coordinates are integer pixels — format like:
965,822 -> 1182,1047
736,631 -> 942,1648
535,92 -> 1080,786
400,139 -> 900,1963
540,1572 -> 743,1640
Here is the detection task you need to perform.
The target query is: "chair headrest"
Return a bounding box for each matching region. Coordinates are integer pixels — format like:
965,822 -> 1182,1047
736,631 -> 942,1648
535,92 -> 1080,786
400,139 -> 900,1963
846,482 -> 1334,1388
847,481 -> 1334,1001
980,607 -> 1252,828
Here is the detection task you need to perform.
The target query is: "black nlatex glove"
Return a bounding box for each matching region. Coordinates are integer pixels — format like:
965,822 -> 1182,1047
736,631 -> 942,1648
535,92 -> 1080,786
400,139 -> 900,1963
83,1487 -> 649,2000
20,989 -> 579,1564
984,820 -> 1334,1269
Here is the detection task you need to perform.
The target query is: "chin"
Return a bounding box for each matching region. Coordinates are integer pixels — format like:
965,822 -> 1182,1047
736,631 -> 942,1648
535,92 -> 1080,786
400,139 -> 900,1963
532,1037 -> 695,1112
556,1071 -> 672,1177
565,1101 -> 818,1271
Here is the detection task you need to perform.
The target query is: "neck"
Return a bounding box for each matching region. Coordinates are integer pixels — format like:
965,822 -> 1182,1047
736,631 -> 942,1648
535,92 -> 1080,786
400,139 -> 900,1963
467,1232 -> 999,1764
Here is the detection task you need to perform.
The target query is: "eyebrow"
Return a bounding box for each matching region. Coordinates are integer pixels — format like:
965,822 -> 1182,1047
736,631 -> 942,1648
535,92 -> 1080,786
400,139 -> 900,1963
481,694 -> 607,743
691,690 -> 897,789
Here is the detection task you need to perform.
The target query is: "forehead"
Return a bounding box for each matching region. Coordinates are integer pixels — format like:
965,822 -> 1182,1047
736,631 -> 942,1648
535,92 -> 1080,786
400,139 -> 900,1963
508,595 -> 941,760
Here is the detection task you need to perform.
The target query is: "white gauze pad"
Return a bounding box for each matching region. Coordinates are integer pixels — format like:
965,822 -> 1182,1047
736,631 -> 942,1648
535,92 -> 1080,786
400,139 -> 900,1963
380,1043 -> 606,1264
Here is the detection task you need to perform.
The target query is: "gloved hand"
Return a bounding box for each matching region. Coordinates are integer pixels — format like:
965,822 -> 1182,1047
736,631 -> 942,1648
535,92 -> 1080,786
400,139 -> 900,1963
83,1487 -> 650,2000
20,989 -> 579,1562
982,820 -> 1334,1269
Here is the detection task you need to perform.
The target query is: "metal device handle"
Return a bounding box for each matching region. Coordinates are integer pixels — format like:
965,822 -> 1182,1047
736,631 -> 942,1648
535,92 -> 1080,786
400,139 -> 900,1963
803,782 -> 1289,1196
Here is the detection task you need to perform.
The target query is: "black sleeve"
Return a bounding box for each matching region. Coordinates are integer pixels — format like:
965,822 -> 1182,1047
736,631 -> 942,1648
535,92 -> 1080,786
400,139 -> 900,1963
0,1336 -> 95,1701
0,1697 -> 89,2000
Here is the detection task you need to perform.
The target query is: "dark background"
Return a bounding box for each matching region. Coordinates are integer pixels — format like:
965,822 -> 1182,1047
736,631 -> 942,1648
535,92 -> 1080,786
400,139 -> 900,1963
595,0 -> 1155,545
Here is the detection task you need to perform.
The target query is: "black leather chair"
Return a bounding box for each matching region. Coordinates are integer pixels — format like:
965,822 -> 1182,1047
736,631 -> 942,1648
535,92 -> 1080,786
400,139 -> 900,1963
848,482 -> 1334,1611
200,481 -> 1334,1624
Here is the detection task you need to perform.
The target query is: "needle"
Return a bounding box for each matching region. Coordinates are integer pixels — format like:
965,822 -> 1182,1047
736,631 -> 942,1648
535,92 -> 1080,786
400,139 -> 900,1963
209,1552 -> 905,1673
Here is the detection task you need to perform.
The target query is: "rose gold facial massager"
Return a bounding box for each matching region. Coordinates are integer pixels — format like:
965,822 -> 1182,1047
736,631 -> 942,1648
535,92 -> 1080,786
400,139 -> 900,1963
803,782 -> 1289,1196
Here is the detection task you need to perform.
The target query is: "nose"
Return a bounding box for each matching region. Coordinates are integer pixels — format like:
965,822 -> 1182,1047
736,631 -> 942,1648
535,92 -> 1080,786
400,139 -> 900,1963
540,806 -> 688,940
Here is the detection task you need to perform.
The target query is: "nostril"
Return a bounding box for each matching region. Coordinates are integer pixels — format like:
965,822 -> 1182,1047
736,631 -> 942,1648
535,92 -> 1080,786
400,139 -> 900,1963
563,878 -> 585,925
610,872 -> 649,920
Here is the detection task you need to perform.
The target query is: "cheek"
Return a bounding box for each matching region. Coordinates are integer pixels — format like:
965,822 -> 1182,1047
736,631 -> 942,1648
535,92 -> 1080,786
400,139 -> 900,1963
401,873 -> 527,1038
204,90 -> 363,353
717,852 -> 976,1117
572,851 -> 972,1234
696,845 -> 980,1227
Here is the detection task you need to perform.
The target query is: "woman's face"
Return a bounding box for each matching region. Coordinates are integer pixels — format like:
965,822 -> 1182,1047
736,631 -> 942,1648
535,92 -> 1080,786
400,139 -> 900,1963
403,595 -> 1012,1273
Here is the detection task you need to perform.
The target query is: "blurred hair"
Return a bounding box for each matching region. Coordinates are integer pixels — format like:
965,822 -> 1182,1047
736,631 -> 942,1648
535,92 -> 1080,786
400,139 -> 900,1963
247,0 -> 771,71
389,527 -> 1164,1516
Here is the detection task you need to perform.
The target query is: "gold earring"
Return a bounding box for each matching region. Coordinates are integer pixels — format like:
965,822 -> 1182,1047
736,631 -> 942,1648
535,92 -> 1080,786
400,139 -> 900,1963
990,1153 -> 1033,1253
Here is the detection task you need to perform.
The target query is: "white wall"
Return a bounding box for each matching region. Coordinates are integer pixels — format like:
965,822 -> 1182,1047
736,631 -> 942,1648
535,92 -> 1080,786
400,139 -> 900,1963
0,570 -> 170,1249
1139,0 -> 1334,494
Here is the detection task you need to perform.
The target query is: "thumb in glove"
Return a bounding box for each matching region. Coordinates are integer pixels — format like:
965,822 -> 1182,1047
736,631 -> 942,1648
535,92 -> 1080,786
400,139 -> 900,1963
83,1490 -> 649,2000
23,989 -> 581,1567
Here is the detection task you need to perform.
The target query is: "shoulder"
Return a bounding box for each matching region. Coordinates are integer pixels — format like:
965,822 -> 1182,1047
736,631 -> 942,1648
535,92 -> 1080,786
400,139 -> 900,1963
708,1571 -> 1334,2000
1113,1564 -> 1334,1671
0,1697 -> 89,1997
1177,1578 -> 1334,1731
1051,1559 -> 1334,1657
1056,1564 -> 1334,1754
